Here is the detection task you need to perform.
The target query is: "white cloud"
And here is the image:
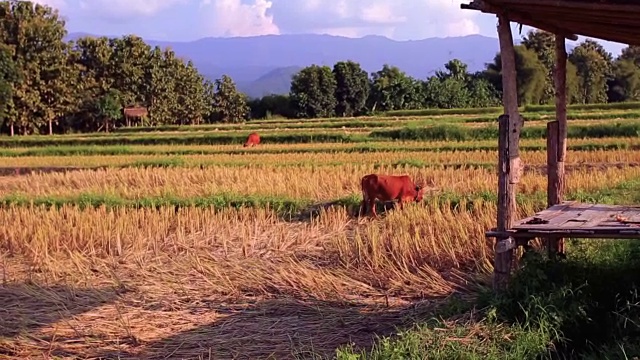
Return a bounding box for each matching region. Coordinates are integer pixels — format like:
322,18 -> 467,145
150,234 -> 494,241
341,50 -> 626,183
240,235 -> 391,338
78,0 -> 187,20
199,0 -> 279,37
31,0 -> 67,10
266,0 -> 480,39
56,0 -> 483,41
360,3 -> 405,25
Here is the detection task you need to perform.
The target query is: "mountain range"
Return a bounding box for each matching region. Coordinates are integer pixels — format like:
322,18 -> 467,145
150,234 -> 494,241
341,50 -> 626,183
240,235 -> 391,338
66,32 -> 515,99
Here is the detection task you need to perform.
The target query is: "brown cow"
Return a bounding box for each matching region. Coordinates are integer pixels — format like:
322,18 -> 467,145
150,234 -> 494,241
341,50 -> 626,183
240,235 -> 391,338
359,174 -> 425,218
243,132 -> 261,147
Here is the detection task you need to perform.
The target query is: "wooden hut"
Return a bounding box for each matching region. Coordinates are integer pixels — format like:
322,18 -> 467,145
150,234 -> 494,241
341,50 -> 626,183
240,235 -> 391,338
123,106 -> 148,127
460,0 -> 640,290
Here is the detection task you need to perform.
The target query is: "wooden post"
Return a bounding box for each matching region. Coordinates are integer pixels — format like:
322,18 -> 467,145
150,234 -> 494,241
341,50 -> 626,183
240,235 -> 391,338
493,14 -> 523,291
546,35 -> 568,257
547,120 -> 561,256
547,121 -> 560,206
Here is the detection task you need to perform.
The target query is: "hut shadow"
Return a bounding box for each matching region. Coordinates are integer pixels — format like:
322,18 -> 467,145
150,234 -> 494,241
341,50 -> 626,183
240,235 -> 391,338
0,283 -> 121,338
93,296 -> 441,360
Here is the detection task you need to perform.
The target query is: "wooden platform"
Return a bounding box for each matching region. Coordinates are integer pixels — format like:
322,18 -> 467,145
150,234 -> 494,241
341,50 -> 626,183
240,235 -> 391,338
488,201 -> 640,239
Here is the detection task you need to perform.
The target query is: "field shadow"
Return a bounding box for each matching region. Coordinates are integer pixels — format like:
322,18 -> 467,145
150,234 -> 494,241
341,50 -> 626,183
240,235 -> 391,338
294,199 -> 398,222
91,296 -> 442,360
0,283 -> 122,357
0,166 -> 109,177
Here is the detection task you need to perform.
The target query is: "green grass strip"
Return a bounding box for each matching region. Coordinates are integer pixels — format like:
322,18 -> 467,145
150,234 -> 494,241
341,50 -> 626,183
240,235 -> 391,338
0,190 -> 547,215
0,122 -> 639,148
370,122 -> 640,142
0,140 -> 636,157
385,101 -> 640,117
108,110 -> 640,135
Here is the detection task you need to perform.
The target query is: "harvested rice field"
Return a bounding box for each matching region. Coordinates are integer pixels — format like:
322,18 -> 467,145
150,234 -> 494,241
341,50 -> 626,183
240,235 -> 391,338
2,107 -> 640,359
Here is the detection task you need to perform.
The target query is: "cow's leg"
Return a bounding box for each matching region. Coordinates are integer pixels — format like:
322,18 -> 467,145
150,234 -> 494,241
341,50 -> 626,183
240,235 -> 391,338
358,199 -> 367,217
397,198 -> 405,210
369,199 -> 378,218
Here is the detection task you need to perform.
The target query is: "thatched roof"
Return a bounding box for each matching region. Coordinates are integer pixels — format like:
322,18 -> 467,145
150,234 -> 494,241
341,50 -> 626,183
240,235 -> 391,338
461,0 -> 640,45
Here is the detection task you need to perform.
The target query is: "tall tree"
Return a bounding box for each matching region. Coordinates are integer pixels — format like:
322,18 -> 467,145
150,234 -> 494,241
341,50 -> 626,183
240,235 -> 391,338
569,39 -> 614,104
0,0 -> 69,135
173,61 -> 209,125
424,59 -> 472,108
0,45 -> 18,131
332,61 -> 370,117
608,45 -> 640,102
290,65 -> 337,118
619,45 -> 640,67
608,59 -> 640,102
521,30 -> 556,103
368,64 -> 422,112
108,35 -> 151,107
96,88 -> 122,132
484,45 -> 547,106
211,75 -> 249,123
436,59 -> 469,81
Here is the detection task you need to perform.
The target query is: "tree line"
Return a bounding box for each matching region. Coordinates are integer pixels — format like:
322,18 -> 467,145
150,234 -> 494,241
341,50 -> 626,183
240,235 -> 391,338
0,0 -> 248,136
252,32 -> 640,119
1,1 -> 639,136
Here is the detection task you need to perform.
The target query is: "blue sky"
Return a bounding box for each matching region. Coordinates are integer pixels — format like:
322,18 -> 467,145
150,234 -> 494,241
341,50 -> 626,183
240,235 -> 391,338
36,0 -> 626,55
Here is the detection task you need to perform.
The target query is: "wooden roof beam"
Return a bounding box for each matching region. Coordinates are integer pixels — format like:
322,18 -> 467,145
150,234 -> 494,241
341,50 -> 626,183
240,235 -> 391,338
497,0 -> 640,13
461,1 -> 579,41
506,4 -> 640,25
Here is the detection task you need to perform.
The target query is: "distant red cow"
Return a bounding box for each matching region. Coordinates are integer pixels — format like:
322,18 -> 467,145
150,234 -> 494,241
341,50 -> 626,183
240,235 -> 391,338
359,174 -> 425,218
243,132 -> 261,147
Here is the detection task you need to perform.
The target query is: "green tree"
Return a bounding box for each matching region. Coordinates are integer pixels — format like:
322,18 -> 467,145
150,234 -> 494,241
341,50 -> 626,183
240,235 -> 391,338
467,74 -> 501,108
423,76 -> 470,109
290,65 -> 337,118
484,45 -> 547,106
96,89 -> 122,132
247,94 -> 294,119
608,59 -> 640,102
211,75 -> 249,123
174,60 -> 209,125
569,39 -> 613,104
619,45 -> 640,67
368,64 -> 422,112
0,45 -> 17,128
332,60 -> 370,117
108,35 -> 151,107
436,59 -> 469,81
608,45 -> 640,102
521,30 -> 556,103
0,0 -> 70,135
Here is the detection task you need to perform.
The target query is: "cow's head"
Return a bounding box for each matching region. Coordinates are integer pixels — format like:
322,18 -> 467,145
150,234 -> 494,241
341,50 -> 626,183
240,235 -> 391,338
414,185 -> 426,202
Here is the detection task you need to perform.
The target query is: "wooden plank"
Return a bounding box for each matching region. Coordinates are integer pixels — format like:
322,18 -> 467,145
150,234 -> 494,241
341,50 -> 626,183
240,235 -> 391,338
546,209 -> 589,227
565,205 -> 606,228
621,213 -> 640,223
515,229 -> 640,236
488,229 -> 640,239
599,210 -> 640,226
515,202 -> 574,224
513,203 -> 593,228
